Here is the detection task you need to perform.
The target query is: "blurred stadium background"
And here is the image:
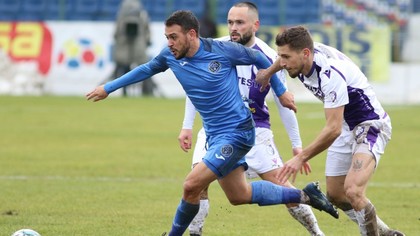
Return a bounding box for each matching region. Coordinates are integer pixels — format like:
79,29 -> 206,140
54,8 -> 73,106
0,0 -> 419,104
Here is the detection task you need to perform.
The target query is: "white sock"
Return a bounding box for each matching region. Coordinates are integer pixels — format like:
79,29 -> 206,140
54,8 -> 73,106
376,216 -> 390,235
344,208 -> 358,223
188,199 -> 209,235
345,208 -> 390,235
288,204 -> 325,236
355,202 -> 378,236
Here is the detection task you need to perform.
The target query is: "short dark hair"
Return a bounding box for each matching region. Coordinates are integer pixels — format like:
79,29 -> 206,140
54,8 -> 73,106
233,1 -> 258,12
165,10 -> 200,35
275,26 -> 314,52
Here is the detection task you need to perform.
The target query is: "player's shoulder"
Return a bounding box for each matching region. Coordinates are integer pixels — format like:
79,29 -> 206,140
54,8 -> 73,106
209,38 -> 245,53
154,47 -> 173,61
254,37 -> 270,47
254,37 -> 277,58
314,42 -> 336,56
314,42 -> 348,60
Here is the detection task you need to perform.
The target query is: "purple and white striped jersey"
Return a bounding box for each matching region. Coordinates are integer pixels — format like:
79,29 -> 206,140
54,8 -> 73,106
299,42 -> 387,131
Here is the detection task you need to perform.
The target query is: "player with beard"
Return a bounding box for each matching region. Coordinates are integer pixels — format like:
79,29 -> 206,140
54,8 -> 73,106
178,2 -> 325,236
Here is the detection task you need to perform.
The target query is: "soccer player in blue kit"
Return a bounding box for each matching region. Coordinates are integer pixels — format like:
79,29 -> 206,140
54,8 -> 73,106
86,11 -> 338,235
179,2 -> 324,236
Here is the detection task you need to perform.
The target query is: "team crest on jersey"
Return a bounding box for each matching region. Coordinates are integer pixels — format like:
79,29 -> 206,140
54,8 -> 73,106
266,144 -> 275,155
326,91 -> 337,103
208,61 -> 221,73
220,144 -> 233,157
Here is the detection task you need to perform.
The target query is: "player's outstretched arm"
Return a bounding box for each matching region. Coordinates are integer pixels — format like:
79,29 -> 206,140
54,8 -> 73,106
86,85 -> 108,102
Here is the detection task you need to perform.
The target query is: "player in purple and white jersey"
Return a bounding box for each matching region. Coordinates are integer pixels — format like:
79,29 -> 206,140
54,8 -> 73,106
178,3 -> 324,236
257,26 -> 404,236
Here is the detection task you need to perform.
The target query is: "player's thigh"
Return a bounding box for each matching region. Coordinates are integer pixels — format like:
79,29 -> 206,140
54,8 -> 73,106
344,150 -> 376,191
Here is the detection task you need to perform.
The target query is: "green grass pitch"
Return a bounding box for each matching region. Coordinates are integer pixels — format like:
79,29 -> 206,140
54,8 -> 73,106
0,96 -> 418,235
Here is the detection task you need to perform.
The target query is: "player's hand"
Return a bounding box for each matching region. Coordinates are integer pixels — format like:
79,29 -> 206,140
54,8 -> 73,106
292,147 -> 309,175
86,85 -> 108,102
178,129 -> 193,152
277,155 -> 305,184
301,162 -> 312,175
256,69 -> 271,92
292,147 -> 311,175
279,91 -> 297,113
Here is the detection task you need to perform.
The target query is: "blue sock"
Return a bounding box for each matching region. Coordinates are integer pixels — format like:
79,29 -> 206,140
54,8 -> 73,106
169,199 -> 200,236
251,180 -> 301,206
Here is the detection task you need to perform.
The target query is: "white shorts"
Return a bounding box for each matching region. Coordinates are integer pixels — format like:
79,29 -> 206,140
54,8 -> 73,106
325,115 -> 392,176
192,127 -> 283,179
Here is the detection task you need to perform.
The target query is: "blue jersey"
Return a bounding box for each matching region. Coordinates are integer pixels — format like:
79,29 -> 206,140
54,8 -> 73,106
104,38 -> 285,135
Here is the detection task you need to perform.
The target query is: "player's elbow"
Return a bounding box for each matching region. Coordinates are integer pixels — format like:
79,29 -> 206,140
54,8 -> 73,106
327,124 -> 342,141
331,127 -> 341,139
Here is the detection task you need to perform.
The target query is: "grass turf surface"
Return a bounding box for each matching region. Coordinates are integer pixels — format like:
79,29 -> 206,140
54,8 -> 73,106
0,96 -> 418,235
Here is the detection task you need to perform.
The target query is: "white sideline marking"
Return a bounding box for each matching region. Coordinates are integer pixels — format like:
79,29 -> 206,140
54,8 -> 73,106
0,175 -> 418,189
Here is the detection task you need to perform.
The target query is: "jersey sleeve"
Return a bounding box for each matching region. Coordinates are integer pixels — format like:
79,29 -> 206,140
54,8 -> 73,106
182,96 -> 197,129
104,49 -> 169,94
271,72 -> 302,148
320,68 -> 349,109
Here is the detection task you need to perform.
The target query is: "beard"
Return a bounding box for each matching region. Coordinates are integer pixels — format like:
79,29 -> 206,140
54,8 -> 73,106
287,63 -> 304,78
287,69 -> 299,78
231,30 -> 253,45
171,39 -> 190,59
174,47 -> 188,59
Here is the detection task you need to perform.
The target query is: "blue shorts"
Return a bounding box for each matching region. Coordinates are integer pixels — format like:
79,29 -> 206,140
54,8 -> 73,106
202,127 -> 255,178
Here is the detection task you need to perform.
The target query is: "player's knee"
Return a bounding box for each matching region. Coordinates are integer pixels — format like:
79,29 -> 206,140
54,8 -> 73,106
182,179 -> 201,199
344,184 -> 363,204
